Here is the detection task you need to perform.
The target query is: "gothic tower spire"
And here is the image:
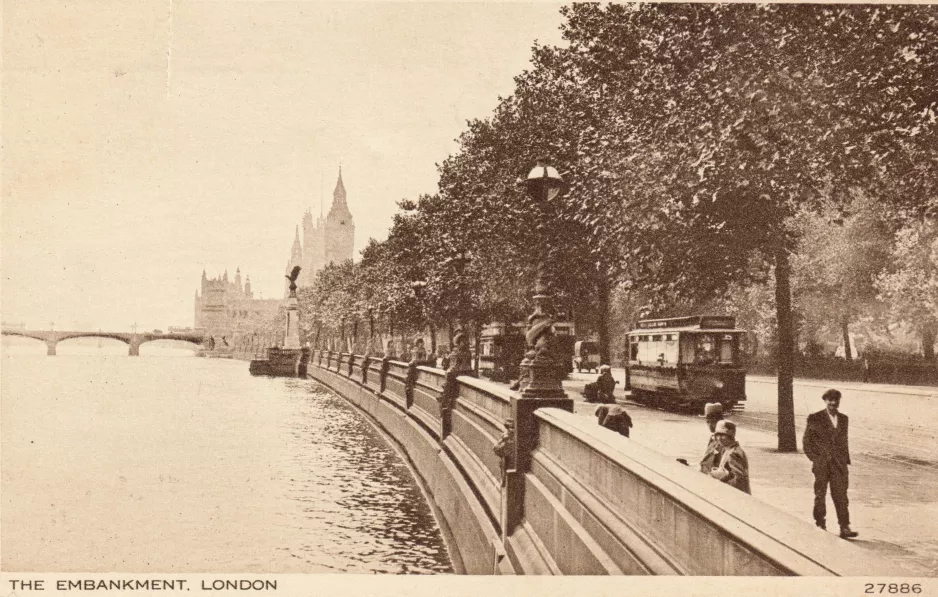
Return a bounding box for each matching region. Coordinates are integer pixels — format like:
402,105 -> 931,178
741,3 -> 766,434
333,165 -> 347,208
324,166 -> 354,266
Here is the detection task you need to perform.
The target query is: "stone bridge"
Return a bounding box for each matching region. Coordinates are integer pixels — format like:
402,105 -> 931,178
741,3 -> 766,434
308,349 -> 899,576
0,328 -> 207,356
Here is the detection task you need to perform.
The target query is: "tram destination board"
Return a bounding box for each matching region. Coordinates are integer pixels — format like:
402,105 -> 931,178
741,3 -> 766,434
636,315 -> 736,330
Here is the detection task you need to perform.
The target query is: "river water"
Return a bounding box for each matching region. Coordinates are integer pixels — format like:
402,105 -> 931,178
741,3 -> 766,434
1,343 -> 452,573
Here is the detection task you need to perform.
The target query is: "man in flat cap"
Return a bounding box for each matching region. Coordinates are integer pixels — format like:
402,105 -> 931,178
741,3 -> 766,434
699,402 -> 725,473
803,389 -> 858,539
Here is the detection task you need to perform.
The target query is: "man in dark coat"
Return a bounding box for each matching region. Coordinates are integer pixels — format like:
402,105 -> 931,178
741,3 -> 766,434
803,389 -> 858,539
699,402 -> 724,473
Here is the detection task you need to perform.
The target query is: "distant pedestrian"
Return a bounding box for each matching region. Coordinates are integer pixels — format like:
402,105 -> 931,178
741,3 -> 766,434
595,404 -> 633,438
412,338 -> 428,365
699,402 -> 724,473
803,389 -> 858,539
708,420 -> 751,494
594,365 -> 618,404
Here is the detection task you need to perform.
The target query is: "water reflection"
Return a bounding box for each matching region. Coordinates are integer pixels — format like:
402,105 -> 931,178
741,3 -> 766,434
278,380 -> 452,574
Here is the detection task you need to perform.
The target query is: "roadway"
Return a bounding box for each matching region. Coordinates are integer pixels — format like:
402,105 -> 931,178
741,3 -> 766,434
566,368 -> 938,467
558,370 -> 938,575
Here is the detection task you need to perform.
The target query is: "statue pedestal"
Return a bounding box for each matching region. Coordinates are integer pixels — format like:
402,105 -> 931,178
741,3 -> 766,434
284,297 -> 301,349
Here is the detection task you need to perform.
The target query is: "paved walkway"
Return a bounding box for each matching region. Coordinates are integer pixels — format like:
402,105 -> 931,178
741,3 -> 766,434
559,375 -> 938,576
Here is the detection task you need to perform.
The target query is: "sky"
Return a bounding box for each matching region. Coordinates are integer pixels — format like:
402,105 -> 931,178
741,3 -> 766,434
2,0 -> 567,332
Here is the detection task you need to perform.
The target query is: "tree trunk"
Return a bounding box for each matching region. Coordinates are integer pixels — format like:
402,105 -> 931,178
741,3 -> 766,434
429,325 -> 437,354
775,249 -> 798,452
596,278 -> 612,365
923,324 -> 936,361
841,317 -> 853,361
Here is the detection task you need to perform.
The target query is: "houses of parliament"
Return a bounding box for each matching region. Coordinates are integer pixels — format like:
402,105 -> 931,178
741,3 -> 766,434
193,168 -> 355,340
285,167 -> 356,294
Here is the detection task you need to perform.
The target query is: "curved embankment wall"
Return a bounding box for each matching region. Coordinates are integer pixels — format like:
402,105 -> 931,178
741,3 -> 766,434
307,350 -> 896,576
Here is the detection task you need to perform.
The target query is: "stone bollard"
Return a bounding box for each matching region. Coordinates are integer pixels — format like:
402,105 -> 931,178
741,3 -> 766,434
404,361 -> 418,409
437,330 -> 475,440
361,355 -> 371,385
379,356 -> 390,394
493,418 -> 517,539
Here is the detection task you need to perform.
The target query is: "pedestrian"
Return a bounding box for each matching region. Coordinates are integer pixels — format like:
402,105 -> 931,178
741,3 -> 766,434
803,388 -> 858,538
412,338 -> 428,365
708,420 -> 751,494
699,402 -> 724,473
595,404 -> 633,438
595,364 -> 618,404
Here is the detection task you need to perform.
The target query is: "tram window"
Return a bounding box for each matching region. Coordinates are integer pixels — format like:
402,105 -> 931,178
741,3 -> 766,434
680,335 -> 694,363
694,334 -> 717,365
664,335 -> 678,363
641,337 -> 655,362
629,339 -> 639,361
719,334 -> 736,363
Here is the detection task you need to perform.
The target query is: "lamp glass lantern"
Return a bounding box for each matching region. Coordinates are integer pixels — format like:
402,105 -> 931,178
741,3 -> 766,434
523,161 -> 564,202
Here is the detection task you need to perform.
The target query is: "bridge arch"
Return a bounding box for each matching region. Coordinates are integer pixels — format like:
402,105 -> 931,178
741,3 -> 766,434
137,334 -> 206,347
56,333 -> 132,345
1,330 -> 50,343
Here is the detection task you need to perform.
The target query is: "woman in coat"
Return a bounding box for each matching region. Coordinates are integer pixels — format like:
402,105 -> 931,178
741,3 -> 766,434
708,420 -> 751,494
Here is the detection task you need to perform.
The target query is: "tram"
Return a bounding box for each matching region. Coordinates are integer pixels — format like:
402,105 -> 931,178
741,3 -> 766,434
625,315 -> 747,413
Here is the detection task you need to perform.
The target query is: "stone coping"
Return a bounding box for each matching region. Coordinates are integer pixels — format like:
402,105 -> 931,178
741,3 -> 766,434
533,408 -> 902,577
453,375 -> 514,404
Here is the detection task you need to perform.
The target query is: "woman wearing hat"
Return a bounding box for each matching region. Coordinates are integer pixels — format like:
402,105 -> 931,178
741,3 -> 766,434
708,420 -> 751,494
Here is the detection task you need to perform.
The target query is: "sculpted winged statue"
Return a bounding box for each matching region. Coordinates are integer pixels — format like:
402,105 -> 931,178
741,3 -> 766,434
286,266 -> 301,295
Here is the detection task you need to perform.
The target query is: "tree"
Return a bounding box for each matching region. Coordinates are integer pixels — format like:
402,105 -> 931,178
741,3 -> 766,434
877,218 -> 938,360
552,2 -> 938,450
792,191 -> 895,360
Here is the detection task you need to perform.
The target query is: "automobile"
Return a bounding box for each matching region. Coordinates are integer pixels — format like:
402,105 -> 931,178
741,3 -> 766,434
573,340 -> 601,373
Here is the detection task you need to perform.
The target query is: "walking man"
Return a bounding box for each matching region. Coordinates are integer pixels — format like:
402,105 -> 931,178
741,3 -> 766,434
803,389 -> 858,539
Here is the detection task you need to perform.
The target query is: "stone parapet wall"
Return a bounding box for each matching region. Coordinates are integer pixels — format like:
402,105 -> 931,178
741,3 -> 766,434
306,350 -> 896,576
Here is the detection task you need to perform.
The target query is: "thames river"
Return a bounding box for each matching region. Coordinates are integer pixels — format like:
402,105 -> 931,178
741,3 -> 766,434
1,342 -> 452,573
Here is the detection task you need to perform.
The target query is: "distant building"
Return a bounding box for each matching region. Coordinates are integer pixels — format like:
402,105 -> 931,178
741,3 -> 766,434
194,268 -> 284,339
286,167 -> 355,295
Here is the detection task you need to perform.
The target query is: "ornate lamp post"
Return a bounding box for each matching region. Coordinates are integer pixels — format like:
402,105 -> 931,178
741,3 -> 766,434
500,161 -> 574,538
517,161 -> 568,399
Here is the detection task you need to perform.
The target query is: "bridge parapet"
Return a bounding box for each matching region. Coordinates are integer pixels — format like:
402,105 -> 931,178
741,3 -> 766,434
1,329 -> 206,356
306,351 -> 896,576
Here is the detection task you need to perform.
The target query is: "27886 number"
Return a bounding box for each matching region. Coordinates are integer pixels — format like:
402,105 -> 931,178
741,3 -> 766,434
864,584 -> 921,594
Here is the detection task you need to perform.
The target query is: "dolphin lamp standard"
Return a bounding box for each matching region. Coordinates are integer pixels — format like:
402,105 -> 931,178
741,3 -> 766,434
516,160 -> 566,398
